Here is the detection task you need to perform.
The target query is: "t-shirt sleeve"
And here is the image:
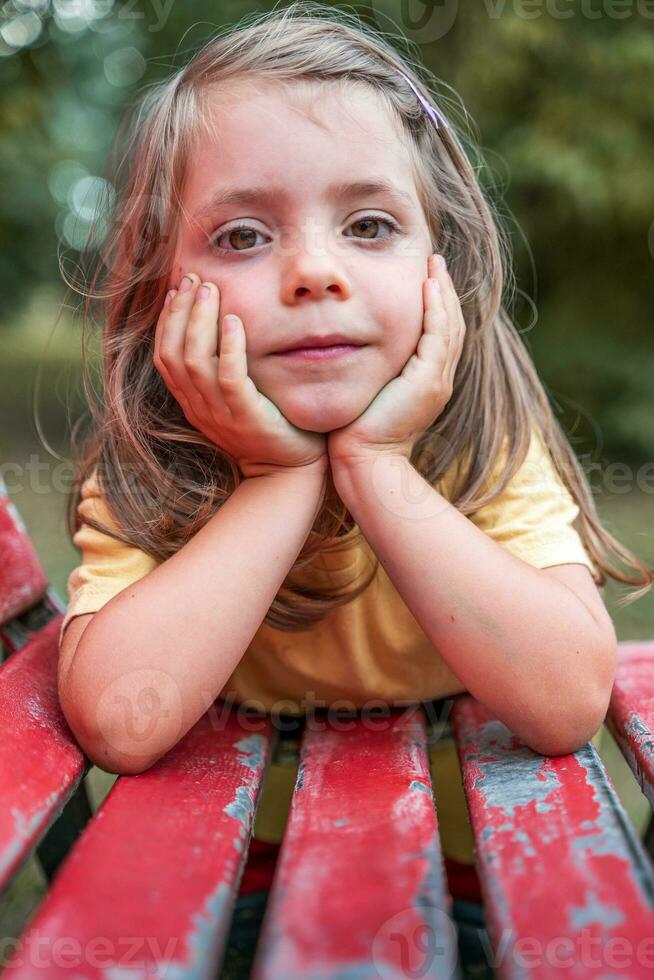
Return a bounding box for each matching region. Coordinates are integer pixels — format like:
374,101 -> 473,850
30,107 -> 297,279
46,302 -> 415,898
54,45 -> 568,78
466,426 -> 600,583
59,470 -> 160,647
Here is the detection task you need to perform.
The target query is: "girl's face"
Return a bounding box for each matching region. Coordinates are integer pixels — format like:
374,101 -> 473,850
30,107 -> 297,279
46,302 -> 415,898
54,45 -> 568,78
171,79 -> 433,433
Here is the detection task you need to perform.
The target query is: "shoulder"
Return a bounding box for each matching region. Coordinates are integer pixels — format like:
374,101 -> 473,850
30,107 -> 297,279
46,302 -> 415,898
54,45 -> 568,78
433,424 -> 543,503
469,424 -> 573,512
76,466 -> 114,527
72,466 -> 156,564
62,469 -> 160,649
440,425 -> 601,585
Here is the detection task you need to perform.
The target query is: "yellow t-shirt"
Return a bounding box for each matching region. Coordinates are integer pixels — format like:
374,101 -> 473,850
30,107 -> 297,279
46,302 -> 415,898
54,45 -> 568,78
59,426 -> 605,863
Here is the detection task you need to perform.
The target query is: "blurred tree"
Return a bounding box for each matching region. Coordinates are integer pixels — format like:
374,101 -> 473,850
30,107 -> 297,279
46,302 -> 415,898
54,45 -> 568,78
0,0 -> 652,461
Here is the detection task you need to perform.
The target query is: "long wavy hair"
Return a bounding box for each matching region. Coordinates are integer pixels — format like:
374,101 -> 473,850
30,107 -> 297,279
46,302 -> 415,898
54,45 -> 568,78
62,0 -> 652,630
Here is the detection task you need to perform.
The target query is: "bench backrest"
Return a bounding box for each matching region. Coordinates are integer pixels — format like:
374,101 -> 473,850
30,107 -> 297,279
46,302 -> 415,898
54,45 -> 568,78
2,472 -> 654,978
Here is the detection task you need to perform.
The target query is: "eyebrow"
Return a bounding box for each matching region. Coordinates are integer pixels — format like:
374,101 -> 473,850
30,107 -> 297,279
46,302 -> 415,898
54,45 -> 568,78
192,178 -> 415,220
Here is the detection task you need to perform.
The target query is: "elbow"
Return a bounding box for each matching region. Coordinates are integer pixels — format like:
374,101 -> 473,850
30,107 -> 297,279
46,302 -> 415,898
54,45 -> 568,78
526,714 -> 605,758
84,731 -> 163,776
527,692 -> 614,759
60,698 -> 163,775
526,636 -> 617,758
58,667 -> 175,777
93,753 -> 162,778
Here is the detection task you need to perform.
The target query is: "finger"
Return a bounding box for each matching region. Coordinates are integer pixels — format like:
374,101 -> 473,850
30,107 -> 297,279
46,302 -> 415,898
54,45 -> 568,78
216,313 -> 260,418
182,281 -> 222,397
421,275 -> 446,340
427,272 -> 465,391
433,257 -> 466,333
422,276 -> 451,349
439,270 -> 466,384
154,289 -> 176,365
425,262 -> 465,360
415,282 -> 452,376
155,274 -> 210,420
416,256 -> 465,397
158,272 -> 201,392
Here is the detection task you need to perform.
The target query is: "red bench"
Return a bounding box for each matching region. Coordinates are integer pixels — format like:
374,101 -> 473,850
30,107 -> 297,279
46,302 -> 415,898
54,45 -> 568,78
2,475 -> 654,978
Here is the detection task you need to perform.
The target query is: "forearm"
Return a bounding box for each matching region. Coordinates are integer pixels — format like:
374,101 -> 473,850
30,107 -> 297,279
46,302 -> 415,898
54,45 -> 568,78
64,464 -> 328,773
333,455 -> 612,754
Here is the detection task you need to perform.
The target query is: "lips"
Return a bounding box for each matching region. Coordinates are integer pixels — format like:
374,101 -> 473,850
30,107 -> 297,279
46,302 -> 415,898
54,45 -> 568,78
276,344 -> 364,362
274,333 -> 364,354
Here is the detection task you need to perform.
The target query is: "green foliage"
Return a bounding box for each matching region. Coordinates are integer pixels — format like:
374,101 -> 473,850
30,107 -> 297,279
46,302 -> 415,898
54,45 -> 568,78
1,1 -> 652,462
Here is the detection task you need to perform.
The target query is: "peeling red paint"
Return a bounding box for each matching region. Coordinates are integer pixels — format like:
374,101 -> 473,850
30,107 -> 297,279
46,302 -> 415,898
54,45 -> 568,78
454,687 -> 654,979
3,705 -> 275,978
0,490 -> 48,623
607,641 -> 654,811
251,707 -> 461,979
0,617 -> 87,889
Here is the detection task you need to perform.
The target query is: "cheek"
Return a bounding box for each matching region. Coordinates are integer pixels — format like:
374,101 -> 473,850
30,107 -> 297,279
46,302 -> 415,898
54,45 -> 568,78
208,278 -> 269,354
381,288 -> 424,360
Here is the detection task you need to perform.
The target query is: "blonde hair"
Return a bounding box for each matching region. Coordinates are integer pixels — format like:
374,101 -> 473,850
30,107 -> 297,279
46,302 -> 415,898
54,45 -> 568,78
63,0 -> 652,630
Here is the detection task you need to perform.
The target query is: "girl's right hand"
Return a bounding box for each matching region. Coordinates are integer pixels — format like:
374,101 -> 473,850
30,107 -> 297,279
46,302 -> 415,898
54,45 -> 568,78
153,273 -> 329,480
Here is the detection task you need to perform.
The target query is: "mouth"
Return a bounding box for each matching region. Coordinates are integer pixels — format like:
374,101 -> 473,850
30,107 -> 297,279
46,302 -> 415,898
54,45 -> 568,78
273,344 -> 366,361
273,330 -> 368,358
273,331 -> 367,354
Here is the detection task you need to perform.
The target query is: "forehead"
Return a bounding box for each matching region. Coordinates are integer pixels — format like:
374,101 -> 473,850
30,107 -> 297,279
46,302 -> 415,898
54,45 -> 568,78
184,78 -> 418,205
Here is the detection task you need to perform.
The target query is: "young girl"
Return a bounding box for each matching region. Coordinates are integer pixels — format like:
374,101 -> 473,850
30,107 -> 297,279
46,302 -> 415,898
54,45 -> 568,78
56,0 -> 651,966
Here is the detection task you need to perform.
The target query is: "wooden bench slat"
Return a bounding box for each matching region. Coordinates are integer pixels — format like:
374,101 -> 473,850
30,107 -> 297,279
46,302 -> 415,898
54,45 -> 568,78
606,641 -> 654,810
252,706 -> 462,980
0,616 -> 87,893
453,694 -> 654,979
0,481 -> 49,626
3,705 -> 275,979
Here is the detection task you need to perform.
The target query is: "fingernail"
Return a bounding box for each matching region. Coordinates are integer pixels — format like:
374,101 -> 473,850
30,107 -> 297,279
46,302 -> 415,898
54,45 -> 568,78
164,289 -> 177,307
438,254 -> 447,270
179,275 -> 194,293
224,315 -> 237,332
197,283 -> 211,302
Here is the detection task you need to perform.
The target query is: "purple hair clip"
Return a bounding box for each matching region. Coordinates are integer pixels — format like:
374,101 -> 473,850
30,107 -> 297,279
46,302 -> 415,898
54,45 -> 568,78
398,70 -> 448,131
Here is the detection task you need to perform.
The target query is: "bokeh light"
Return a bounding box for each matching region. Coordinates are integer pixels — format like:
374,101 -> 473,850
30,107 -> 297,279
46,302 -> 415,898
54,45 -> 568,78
0,11 -> 43,48
104,45 -> 146,87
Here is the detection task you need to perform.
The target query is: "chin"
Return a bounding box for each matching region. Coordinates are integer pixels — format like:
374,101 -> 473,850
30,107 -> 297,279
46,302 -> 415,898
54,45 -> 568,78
273,389 -> 371,434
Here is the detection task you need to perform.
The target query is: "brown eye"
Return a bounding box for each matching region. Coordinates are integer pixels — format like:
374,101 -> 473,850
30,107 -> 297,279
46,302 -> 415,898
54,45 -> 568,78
345,215 -> 401,245
229,228 -> 257,250
210,224 -> 266,253
352,218 -> 380,239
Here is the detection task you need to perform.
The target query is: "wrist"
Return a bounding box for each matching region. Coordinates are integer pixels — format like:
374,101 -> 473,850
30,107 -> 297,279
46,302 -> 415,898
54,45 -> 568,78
330,453 -> 375,510
264,460 -> 329,519
330,449 -> 400,484
333,453 -> 451,525
271,458 -> 330,481
240,457 -> 329,482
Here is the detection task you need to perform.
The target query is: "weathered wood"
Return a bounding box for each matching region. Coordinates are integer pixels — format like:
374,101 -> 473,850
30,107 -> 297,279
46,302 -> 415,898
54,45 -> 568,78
0,477 -> 48,626
454,692 -> 654,979
252,705 -> 462,980
0,616 -> 88,895
3,703 -> 275,980
606,641 -> 654,810
3,471 -> 654,979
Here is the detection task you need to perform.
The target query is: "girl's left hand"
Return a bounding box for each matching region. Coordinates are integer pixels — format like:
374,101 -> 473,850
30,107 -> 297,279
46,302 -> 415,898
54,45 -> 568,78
327,253 -> 466,471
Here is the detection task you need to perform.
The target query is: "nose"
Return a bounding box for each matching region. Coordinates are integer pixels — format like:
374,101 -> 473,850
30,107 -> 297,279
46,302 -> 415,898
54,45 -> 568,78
296,281 -> 341,298
280,239 -> 352,304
